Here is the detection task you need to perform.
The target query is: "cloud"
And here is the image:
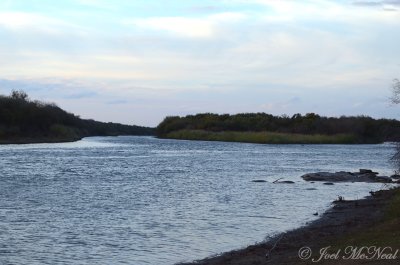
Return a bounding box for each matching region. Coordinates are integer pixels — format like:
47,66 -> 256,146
74,0 -> 117,10
0,1 -> 399,125
353,0 -> 400,5
0,11 -> 87,35
0,12 -> 55,30
106,99 -> 129,105
62,91 -> 98,99
352,0 -> 400,11
126,12 -> 246,38
353,1 -> 383,6
0,78 -> 99,99
132,17 -> 214,38
188,5 -> 223,13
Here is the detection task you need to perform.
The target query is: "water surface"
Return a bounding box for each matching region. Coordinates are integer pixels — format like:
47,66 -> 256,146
0,136 -> 395,264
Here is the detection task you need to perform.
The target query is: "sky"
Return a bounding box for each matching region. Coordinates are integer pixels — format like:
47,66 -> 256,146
0,0 -> 400,127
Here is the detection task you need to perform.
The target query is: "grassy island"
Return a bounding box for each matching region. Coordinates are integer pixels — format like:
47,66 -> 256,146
157,113 -> 400,144
165,130 -> 358,144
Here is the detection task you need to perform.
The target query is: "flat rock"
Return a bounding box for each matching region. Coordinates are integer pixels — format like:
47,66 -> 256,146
391,174 -> 400,179
301,170 -> 388,183
375,176 -> 392,183
251,180 -> 267,183
323,182 -> 335,185
301,172 -> 354,182
275,180 -> 295,184
359,169 -> 373,174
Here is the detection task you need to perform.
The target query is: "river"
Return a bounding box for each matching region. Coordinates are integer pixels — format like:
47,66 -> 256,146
0,136 -> 395,264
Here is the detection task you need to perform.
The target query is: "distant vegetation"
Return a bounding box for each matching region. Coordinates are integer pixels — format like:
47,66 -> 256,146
157,113 -> 400,144
0,90 -> 154,144
166,130 -> 357,144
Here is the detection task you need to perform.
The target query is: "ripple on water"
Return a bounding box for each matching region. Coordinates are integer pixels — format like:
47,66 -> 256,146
0,136 -> 396,265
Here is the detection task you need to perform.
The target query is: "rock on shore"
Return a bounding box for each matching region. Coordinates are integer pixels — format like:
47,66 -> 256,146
301,169 -> 396,183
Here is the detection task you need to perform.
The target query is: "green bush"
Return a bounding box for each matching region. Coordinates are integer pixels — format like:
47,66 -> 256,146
166,130 -> 358,144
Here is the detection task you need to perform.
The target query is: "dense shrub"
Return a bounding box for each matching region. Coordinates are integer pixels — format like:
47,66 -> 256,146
0,90 -> 154,141
157,113 -> 400,143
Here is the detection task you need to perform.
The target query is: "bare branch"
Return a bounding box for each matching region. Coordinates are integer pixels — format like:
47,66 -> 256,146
11,89 -> 29,101
390,79 -> 400,104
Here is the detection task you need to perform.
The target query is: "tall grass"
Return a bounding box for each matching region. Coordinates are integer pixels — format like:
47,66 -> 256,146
165,130 -> 358,144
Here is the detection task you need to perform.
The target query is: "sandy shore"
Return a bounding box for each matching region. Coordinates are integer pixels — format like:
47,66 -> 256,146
180,187 -> 400,265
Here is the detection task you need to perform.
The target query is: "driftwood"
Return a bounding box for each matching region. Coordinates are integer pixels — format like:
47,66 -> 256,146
265,233 -> 285,261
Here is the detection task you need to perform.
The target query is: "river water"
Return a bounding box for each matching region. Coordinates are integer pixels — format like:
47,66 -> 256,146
0,136 -> 395,264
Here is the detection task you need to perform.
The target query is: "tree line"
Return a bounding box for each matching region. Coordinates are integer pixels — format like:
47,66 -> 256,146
0,90 -> 154,142
157,112 -> 400,143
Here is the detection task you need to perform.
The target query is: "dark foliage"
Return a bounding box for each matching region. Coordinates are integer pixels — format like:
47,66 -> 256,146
391,143 -> 400,174
0,91 -> 154,142
156,112 -> 400,143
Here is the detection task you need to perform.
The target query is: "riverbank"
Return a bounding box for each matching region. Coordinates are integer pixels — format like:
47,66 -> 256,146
0,136 -> 83,145
163,130 -> 365,144
0,92 -> 154,145
180,187 -> 400,265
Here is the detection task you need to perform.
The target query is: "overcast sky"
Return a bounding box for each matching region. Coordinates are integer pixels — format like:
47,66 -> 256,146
1,0 -> 400,126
